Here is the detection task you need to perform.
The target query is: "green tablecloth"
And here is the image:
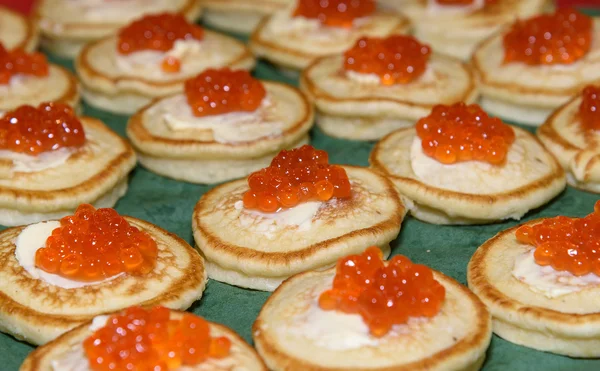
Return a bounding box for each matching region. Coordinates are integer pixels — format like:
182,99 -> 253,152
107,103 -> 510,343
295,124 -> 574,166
2,19 -> 600,371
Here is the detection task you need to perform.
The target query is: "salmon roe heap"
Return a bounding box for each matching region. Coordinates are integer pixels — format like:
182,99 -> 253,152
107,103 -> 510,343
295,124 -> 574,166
35,204 -> 158,282
503,8 -> 593,65
415,103 -> 516,165
319,247 -> 446,337
83,306 -> 231,371
516,201 -> 600,277
0,43 -> 48,84
243,145 -> 351,213
293,0 -> 376,28
0,102 -> 85,156
184,68 -> 266,117
579,85 -> 600,131
344,35 -> 431,85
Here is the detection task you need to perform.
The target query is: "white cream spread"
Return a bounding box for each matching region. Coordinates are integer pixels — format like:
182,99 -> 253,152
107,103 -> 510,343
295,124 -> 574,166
235,200 -> 323,235
14,221 -> 123,289
159,95 -> 282,143
426,0 -> 484,15
50,315 -> 109,371
267,13 -> 357,41
345,67 -> 436,85
0,147 -> 73,173
512,249 -> 600,298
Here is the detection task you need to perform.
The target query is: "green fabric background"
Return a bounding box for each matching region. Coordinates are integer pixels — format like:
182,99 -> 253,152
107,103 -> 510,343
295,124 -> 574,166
2,12 -> 600,369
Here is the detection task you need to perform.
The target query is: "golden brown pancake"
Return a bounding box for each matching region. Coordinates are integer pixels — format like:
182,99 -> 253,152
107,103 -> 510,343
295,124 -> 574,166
0,5 -> 38,52
202,0 -> 292,34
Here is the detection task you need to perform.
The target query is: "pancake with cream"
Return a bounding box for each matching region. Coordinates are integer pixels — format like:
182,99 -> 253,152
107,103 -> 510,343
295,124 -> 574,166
202,0 -> 292,35
127,68 -> 313,184
300,34 -> 477,140
76,13 -> 255,115
0,5 -> 38,53
370,102 -> 566,224
192,146 -> 405,291
35,0 -> 201,58
254,247 -> 492,370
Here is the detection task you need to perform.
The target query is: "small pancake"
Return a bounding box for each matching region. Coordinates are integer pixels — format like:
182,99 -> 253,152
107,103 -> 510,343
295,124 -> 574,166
0,217 -> 207,346
76,31 -> 255,115
192,166 -> 405,291
538,92 -> 600,193
34,0 -> 202,58
370,127 -> 566,224
468,221 -> 600,357
0,65 -> 79,113
250,10 -> 411,71
300,53 -> 478,140
202,0 -> 292,34
253,267 -> 491,371
127,82 -> 314,184
0,6 -> 38,52
472,18 -> 600,126
0,117 -> 136,226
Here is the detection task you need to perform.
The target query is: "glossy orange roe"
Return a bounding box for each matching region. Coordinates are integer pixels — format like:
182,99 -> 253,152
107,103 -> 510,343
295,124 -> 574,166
319,247 -> 446,337
0,102 -> 85,156
344,35 -> 431,85
35,204 -> 158,282
415,103 -> 516,165
293,0 -> 376,28
579,85 -> 600,131
84,306 -> 231,371
184,68 -> 266,117
516,201 -> 600,277
503,8 -> 593,65
243,145 -> 351,212
0,43 -> 48,84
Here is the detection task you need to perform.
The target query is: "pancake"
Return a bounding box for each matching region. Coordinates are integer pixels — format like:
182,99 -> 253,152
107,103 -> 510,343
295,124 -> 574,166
472,18 -> 600,126
253,267 -> 492,371
0,65 -> 79,113
202,0 -> 292,34
192,166 -> 405,291
370,126 -> 566,224
468,221 -> 600,357
76,31 -> 255,115
0,217 -> 207,346
300,53 -> 478,140
34,0 -> 202,58
0,117 -> 136,226
0,5 -> 38,52
538,92 -> 600,193
127,82 -> 314,184
250,9 -> 410,72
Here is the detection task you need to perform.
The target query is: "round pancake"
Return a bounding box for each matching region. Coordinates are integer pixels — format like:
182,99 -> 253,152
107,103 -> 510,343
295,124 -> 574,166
370,127 -> 566,224
468,221 -> 600,357
202,0 -> 291,34
127,82 -> 314,183
538,92 -> 600,193
192,166 -> 405,291
0,217 -> 207,346
76,31 -> 255,114
0,117 -> 136,226
300,53 -> 478,140
0,5 -> 38,52
253,267 -> 491,371
0,65 -> 79,113
472,18 -> 600,126
250,11 -> 411,71
34,0 -> 202,58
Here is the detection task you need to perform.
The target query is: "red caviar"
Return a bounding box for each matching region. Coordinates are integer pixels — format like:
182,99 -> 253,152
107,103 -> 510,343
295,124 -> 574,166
184,68 -> 266,117
35,204 -> 158,282
516,201 -> 600,277
83,306 -> 231,371
0,102 -> 85,156
293,0 -> 375,28
503,8 -> 593,65
415,103 -> 516,165
579,85 -> 600,131
344,35 -> 431,85
319,247 -> 445,337
243,145 -> 351,212
0,43 -> 48,84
